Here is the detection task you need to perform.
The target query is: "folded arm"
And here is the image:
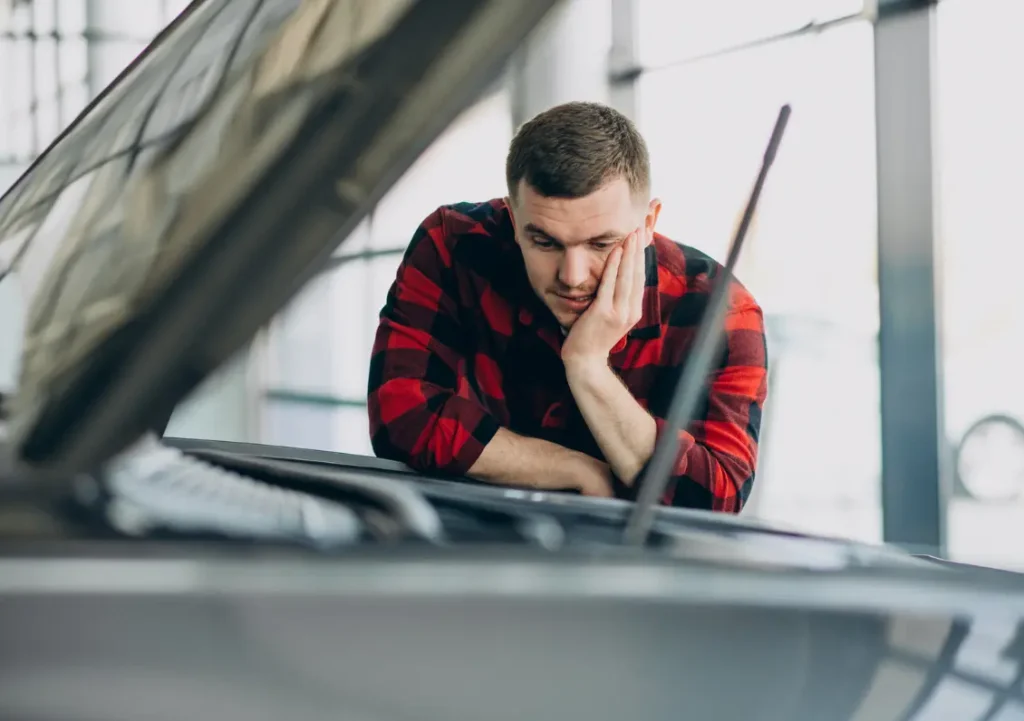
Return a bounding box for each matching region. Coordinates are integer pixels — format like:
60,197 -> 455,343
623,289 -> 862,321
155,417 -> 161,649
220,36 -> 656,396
367,208 -> 611,496
567,304 -> 768,513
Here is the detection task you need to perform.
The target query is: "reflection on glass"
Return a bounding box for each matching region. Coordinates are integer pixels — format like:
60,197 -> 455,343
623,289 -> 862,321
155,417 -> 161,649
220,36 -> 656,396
636,0 -> 864,66
937,0 -> 1024,570
637,22 -> 879,540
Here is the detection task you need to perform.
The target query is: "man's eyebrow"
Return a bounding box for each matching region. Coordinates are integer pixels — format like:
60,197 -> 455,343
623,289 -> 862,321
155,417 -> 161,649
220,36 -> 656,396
523,223 -> 623,245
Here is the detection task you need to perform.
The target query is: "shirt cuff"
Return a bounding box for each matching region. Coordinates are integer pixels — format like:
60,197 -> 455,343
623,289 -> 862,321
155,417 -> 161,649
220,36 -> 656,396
442,396 -> 501,477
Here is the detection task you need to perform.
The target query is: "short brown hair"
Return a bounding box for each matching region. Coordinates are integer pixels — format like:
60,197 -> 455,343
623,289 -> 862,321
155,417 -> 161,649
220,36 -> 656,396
505,101 -> 650,201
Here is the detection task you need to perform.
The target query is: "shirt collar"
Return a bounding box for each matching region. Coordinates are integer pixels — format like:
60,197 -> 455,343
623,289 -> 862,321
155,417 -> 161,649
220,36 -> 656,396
629,240 -> 662,340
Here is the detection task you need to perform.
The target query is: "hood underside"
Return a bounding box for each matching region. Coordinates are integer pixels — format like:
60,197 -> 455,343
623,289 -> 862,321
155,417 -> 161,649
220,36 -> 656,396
0,0 -> 560,473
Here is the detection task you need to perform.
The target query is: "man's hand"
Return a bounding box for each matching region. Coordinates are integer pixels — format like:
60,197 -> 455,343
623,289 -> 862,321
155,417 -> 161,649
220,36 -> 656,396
560,227 -> 659,486
570,451 -> 616,497
561,228 -> 647,364
468,427 -> 614,497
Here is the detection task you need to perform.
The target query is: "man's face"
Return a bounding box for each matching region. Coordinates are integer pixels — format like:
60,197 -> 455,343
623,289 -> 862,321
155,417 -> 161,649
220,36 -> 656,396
508,176 -> 661,329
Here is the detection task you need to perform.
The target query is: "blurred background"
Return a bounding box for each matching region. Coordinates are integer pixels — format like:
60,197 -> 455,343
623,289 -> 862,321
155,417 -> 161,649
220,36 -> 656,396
1,0 -> 1022,569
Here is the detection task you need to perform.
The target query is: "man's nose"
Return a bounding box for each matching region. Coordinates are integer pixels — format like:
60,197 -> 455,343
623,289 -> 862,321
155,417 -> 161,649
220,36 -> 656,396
558,247 -> 590,289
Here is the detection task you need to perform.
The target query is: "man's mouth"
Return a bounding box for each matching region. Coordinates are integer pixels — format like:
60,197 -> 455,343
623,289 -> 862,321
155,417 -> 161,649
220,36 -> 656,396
554,293 -> 594,310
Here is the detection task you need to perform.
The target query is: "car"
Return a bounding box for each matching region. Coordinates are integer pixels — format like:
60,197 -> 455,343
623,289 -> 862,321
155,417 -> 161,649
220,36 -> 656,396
0,1 -> 1023,720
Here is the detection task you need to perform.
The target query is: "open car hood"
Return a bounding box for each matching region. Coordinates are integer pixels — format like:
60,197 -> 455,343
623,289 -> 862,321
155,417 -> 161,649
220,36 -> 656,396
0,0 -> 560,473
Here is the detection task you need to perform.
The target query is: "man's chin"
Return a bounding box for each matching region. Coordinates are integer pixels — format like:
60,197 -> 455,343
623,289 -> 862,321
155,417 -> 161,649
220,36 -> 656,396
555,314 -> 584,333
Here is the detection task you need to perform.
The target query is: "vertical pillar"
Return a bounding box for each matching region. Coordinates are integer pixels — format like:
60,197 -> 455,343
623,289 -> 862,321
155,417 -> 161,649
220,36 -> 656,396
874,2 -> 948,553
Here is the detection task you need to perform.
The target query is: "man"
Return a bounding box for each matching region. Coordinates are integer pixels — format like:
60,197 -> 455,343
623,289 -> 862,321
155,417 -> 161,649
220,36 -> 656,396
367,101 -> 767,512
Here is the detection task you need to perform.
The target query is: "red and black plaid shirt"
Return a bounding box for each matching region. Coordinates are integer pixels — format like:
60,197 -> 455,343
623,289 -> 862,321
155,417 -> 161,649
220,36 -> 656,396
367,199 -> 768,512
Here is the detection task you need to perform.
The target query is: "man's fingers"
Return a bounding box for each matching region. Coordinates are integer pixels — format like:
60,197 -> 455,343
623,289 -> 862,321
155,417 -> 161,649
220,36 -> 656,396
631,230 -> 646,316
596,244 -> 622,306
614,231 -> 636,309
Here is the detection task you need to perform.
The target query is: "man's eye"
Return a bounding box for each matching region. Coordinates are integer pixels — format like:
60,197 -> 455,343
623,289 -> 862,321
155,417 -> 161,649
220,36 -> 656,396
591,242 -> 614,251
532,237 -> 555,249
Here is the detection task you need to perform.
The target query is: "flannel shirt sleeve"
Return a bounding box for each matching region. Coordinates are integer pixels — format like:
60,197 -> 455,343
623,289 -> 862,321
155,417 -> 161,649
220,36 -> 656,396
646,297 -> 768,514
367,208 -> 500,475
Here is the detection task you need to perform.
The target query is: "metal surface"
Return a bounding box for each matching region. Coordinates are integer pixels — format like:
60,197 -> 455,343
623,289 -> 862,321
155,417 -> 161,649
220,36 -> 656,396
165,435 -> 836,537
0,550 -> 1023,721
874,6 -> 948,553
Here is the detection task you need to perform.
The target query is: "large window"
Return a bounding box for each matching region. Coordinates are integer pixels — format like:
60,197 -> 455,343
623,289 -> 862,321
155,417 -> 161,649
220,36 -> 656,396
635,17 -> 880,541
0,0 -> 187,392
260,87 -> 514,454
635,0 -> 864,67
936,0 -> 1024,570
0,0 -> 90,167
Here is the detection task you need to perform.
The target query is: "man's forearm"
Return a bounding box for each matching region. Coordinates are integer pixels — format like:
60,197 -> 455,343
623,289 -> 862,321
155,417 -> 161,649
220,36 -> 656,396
564,358 -> 658,484
468,427 -> 612,496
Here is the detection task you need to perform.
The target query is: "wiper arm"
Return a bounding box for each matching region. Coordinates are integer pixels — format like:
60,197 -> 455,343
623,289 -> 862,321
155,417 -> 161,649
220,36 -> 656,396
624,105 -> 791,546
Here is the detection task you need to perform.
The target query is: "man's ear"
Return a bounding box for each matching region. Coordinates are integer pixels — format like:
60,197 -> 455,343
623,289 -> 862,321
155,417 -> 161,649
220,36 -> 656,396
504,195 -> 517,230
645,197 -> 662,243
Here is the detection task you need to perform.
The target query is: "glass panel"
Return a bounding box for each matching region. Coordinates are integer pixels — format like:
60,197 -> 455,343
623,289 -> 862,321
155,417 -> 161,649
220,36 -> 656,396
261,399 -> 372,455
636,0 -> 864,66
370,89 -> 512,249
368,251 -> 403,322
56,0 -> 87,34
331,216 -> 371,255
328,261 -> 373,399
337,405 -> 374,456
32,0 -> 57,34
265,260 -> 372,400
637,22 -> 880,541
58,38 -> 89,87
266,272 -> 336,393
0,0 -> 225,229
4,36 -> 33,116
60,82 -> 90,127
937,0 -> 1024,571
33,101 -> 62,163
34,38 -> 59,102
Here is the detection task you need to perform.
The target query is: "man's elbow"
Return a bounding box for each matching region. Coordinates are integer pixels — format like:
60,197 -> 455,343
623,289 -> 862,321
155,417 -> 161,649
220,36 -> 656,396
369,420 -> 466,477
713,457 -> 757,514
